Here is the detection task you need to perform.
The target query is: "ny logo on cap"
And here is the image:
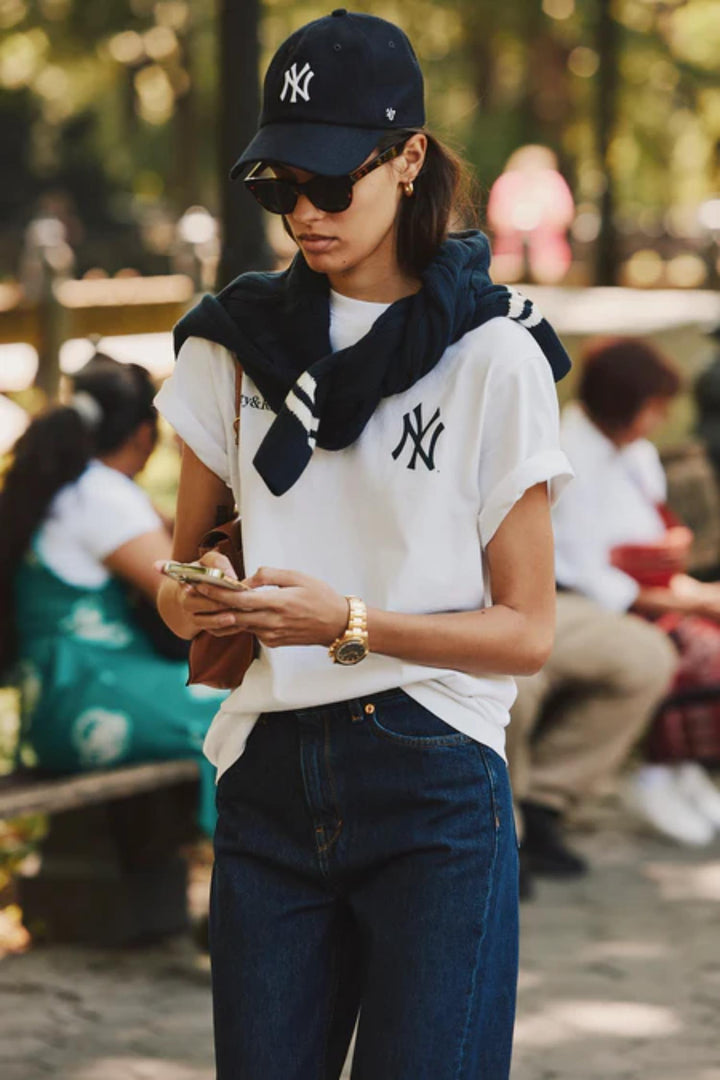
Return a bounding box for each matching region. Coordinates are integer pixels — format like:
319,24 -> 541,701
280,62 -> 315,104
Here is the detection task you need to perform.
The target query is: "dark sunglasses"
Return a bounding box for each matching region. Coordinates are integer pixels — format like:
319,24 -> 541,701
243,142 -> 407,215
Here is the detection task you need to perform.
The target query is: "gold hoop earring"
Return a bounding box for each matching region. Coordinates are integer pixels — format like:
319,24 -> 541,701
403,180 -> 415,197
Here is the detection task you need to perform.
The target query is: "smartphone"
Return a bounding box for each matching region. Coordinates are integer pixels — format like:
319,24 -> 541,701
160,561 -> 249,591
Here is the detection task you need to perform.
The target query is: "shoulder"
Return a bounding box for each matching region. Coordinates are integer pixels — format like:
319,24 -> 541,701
445,318 -> 561,428
71,462 -> 157,519
161,336 -> 237,422
455,317 -> 556,381
622,437 -> 663,472
176,335 -> 237,377
621,438 -> 666,499
44,463 -> 160,560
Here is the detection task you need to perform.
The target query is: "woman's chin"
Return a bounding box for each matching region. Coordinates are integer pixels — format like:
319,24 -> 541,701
300,248 -> 349,274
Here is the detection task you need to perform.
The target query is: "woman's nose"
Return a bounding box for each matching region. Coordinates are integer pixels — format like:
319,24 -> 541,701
292,193 -> 323,222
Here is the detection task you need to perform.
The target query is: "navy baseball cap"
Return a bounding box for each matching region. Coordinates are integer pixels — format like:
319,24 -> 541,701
230,9 -> 425,179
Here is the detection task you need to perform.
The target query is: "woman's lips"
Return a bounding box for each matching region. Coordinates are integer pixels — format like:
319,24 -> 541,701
299,235 -> 337,254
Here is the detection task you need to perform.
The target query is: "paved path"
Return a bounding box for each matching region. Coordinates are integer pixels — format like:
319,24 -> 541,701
1,805 -> 719,1079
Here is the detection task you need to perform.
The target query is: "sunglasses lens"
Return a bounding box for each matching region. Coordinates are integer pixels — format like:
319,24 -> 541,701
306,176 -> 353,213
246,179 -> 296,215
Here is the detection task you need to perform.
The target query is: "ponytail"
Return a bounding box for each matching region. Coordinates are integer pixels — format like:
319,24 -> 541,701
0,352 -> 158,679
0,406 -> 93,676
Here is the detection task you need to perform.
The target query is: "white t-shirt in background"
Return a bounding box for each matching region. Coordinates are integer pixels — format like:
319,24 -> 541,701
155,292 -> 574,779
553,402 -> 667,612
35,460 -> 162,588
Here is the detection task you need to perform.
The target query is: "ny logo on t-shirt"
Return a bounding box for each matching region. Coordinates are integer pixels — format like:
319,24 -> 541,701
392,403 -> 445,471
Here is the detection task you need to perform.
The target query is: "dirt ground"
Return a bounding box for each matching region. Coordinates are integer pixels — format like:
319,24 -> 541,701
1,802 -> 719,1080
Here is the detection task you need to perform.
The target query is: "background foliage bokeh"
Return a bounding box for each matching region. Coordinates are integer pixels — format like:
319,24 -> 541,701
2,0 -> 720,282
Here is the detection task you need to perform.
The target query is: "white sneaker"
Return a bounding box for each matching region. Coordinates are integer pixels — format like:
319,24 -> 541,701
675,763 -> 720,829
624,767 -> 714,846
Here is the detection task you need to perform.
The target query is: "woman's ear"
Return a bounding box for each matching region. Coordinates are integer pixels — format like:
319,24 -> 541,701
396,132 -> 427,183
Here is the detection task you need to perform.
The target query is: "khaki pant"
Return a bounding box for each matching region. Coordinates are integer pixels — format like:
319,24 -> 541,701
507,592 -> 677,814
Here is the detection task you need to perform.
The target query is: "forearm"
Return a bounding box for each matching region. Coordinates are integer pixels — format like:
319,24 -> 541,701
632,576 -> 707,619
631,590 -> 688,618
367,605 -> 553,677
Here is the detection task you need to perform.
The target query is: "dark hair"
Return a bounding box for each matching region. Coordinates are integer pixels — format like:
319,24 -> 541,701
578,337 -> 682,434
282,129 -> 479,278
0,354 -> 157,678
377,129 -> 479,277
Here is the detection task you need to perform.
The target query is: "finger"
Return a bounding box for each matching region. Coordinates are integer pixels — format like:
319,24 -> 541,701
192,610 -> 244,631
182,590 -> 231,614
244,566 -> 308,589
203,625 -> 253,638
193,584 -> 285,611
198,551 -> 238,577
207,611 -> 286,636
192,582 -> 253,605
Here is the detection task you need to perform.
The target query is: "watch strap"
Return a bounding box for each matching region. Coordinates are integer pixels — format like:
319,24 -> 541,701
329,595 -> 368,662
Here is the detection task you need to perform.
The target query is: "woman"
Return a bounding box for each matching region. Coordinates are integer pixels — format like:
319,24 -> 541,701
553,336 -> 720,846
155,12 -> 573,1078
0,353 -> 224,835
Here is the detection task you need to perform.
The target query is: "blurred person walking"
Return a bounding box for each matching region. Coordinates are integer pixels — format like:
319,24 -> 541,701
0,353 -> 224,836
553,337 -> 720,847
486,145 -> 575,284
154,11 -> 573,1078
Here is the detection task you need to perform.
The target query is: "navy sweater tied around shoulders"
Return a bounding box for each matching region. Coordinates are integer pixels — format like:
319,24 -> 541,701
173,230 -> 571,496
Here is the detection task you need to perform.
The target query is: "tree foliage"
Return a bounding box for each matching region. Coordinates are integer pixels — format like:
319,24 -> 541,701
1,0 -> 719,280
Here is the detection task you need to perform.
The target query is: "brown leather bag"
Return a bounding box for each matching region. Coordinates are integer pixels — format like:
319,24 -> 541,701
186,361 -> 256,690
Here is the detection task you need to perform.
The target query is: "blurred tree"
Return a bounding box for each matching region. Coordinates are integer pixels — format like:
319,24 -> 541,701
217,0 -> 271,285
594,0 -> 620,284
1,0 -> 720,284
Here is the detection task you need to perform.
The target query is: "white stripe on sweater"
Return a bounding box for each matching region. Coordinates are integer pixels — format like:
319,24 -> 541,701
285,388 -> 319,447
518,304 -> 543,329
507,289 -> 526,319
296,370 -> 317,407
507,288 -> 543,329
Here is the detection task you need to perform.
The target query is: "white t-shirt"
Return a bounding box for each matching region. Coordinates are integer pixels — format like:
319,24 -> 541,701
155,292 -> 574,779
553,402 -> 667,612
35,460 -> 162,588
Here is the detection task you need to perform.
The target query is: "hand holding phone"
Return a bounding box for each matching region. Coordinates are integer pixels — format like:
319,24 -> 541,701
159,561 -> 249,591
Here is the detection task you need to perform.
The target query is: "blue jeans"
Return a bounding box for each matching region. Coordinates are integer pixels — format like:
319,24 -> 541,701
210,688 -> 519,1079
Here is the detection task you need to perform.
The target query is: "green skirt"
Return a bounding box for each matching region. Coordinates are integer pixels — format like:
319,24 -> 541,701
14,551 -> 226,836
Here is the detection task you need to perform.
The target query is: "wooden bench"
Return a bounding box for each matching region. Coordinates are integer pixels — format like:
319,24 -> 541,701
0,759 -> 200,947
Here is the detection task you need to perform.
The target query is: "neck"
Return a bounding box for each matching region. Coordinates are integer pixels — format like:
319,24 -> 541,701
582,407 -> 627,449
98,448 -> 139,478
329,271 -> 421,304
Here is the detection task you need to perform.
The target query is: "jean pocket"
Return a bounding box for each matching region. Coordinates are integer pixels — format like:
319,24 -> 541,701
366,690 -> 475,748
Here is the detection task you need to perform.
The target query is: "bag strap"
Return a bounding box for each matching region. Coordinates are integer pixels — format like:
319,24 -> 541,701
232,357 -> 243,446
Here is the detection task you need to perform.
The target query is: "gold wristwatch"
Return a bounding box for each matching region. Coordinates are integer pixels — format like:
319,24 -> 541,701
328,596 -> 369,665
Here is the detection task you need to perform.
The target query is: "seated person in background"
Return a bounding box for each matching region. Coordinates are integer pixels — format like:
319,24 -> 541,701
551,336 -> 720,847
508,590 -> 676,887
0,353 -> 224,836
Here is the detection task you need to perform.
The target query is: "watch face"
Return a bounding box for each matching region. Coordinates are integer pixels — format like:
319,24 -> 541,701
335,639 -> 368,665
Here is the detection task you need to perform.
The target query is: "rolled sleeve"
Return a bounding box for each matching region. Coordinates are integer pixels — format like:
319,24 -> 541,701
477,345 -> 574,548
154,337 -> 236,487
479,448 -> 574,548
